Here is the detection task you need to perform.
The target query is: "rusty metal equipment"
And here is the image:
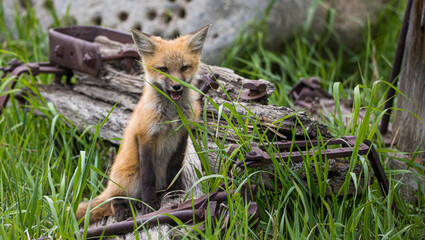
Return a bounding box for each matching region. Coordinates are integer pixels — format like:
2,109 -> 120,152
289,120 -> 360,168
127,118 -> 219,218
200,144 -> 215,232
77,183 -> 259,238
0,59 -> 73,113
200,72 -> 220,94
228,135 -> 398,215
240,81 -> 268,101
288,77 -> 332,108
0,26 -> 219,114
48,26 -> 135,76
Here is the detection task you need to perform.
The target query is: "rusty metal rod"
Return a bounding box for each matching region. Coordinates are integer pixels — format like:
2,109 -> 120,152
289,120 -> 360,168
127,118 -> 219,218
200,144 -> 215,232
0,61 -> 72,114
240,136 -> 399,216
380,0 -> 413,134
238,136 -> 396,214
0,82 -> 16,114
200,73 -> 220,95
81,209 -> 203,238
77,184 -> 258,239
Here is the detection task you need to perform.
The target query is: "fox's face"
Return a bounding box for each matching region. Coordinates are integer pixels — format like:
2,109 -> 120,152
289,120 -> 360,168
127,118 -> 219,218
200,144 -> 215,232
131,25 -> 210,101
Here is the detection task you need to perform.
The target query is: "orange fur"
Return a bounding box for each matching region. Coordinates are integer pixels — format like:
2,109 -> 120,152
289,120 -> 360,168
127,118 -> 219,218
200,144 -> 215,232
75,25 -> 209,224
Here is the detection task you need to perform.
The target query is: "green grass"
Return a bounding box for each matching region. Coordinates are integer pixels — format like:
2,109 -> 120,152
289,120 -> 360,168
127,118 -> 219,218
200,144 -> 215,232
2,0 -> 425,239
222,0 -> 402,108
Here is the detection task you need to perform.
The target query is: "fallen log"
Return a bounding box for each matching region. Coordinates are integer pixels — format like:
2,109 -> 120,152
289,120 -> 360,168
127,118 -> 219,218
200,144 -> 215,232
36,34 -> 364,190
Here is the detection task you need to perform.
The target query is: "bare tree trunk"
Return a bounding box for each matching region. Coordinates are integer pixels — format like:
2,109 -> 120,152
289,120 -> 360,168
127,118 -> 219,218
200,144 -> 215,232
389,0 -> 425,202
393,0 -> 425,156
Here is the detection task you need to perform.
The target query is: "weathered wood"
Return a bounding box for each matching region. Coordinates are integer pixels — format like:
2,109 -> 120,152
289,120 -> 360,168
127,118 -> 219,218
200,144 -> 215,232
389,0 -> 425,203
393,0 -> 425,157
41,36 -> 331,145
36,36 -> 361,191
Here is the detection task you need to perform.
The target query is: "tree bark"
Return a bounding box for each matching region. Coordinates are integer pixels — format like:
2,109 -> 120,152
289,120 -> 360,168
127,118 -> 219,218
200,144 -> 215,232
388,0 -> 425,202
393,0 -> 425,156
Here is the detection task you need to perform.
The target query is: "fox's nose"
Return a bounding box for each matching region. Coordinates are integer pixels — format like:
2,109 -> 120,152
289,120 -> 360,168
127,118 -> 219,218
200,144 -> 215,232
172,84 -> 183,91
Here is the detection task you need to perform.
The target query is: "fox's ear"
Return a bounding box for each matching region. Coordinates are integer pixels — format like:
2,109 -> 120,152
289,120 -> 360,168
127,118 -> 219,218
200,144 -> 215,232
187,24 -> 211,54
131,29 -> 156,56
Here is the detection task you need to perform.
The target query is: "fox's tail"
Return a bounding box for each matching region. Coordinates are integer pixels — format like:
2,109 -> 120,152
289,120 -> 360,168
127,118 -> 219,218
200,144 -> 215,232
76,192 -> 113,224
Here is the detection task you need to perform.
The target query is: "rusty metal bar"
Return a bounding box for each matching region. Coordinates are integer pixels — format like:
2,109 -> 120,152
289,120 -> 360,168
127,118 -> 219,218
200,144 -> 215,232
0,61 -> 72,114
81,202 -> 259,238
1,26 -> 221,115
0,83 -> 16,114
288,77 -> 332,108
230,136 -> 397,214
240,80 -> 268,101
1,26 -> 137,115
49,26 -> 134,76
77,184 -> 258,238
242,136 -> 368,166
380,0 -> 413,134
82,209 -> 204,237
200,73 -> 220,94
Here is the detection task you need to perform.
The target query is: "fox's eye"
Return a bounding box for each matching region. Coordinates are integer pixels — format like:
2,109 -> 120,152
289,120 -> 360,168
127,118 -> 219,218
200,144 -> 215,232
181,66 -> 189,72
158,67 -> 168,72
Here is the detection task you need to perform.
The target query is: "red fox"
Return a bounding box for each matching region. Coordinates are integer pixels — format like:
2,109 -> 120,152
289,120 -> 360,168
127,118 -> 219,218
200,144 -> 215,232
75,25 -> 210,223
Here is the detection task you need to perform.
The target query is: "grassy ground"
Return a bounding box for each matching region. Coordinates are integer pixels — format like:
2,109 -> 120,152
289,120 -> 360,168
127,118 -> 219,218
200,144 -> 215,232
1,0 -> 425,239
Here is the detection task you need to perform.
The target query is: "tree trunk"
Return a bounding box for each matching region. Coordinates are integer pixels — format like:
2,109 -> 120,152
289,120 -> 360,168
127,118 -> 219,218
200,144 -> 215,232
393,0 -> 425,156
388,0 -> 425,202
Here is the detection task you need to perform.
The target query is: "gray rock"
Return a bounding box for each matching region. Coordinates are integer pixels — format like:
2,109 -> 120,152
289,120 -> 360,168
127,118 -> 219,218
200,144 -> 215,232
3,0 -> 388,64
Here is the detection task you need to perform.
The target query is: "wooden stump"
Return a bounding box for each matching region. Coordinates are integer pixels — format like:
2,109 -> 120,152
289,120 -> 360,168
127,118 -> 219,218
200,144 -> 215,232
393,0 -> 425,156
389,0 -> 425,202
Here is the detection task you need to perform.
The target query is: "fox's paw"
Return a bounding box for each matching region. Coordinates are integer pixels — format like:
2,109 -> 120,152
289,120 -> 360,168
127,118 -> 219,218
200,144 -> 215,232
138,198 -> 161,214
111,199 -> 137,222
114,207 -> 133,222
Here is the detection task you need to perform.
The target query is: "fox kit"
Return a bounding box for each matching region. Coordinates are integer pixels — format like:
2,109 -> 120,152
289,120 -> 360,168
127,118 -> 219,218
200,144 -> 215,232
76,25 -> 210,223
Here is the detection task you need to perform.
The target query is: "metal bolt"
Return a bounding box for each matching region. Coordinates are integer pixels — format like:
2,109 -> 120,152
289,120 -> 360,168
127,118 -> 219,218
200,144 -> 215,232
247,150 -> 257,156
83,53 -> 95,68
200,73 -> 220,94
240,81 -> 267,100
54,45 -> 63,57
8,58 -> 21,67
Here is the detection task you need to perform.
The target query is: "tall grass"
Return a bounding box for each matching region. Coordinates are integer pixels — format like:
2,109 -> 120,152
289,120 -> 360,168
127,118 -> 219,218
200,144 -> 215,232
222,0 -> 404,107
1,0 -> 425,239
0,79 -> 113,239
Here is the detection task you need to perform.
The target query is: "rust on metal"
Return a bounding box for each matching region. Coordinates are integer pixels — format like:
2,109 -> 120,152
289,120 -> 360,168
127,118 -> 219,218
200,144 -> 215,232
49,26 -> 134,76
0,26 -> 221,114
78,183 -> 259,238
200,73 -> 220,94
240,80 -> 268,101
229,135 -> 397,214
0,60 -> 72,113
288,77 -> 332,108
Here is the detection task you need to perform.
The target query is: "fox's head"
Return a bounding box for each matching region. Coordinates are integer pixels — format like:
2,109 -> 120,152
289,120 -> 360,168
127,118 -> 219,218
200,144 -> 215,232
131,25 -> 210,101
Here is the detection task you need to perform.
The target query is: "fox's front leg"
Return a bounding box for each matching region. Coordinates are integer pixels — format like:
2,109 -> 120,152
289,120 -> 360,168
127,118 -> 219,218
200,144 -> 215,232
166,132 -> 188,192
111,138 -> 159,221
137,138 -> 161,213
